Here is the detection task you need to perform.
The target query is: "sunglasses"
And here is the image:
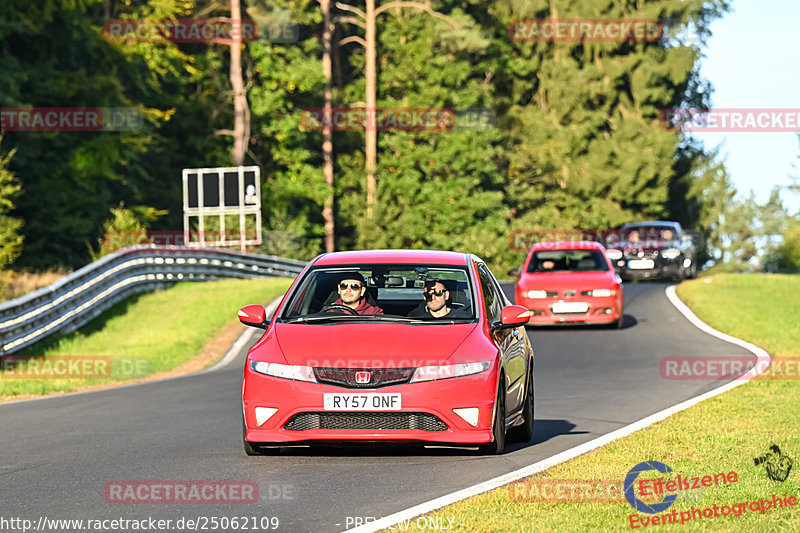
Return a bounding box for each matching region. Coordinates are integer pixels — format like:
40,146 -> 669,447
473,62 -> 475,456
339,282 -> 363,290
424,288 -> 446,297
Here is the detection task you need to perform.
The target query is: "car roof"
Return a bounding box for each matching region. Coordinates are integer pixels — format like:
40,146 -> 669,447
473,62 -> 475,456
530,240 -> 606,251
620,221 -> 680,229
312,249 -> 471,266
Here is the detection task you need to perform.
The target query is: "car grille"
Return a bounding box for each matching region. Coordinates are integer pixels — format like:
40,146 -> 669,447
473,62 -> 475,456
623,250 -> 659,260
284,412 -> 448,431
313,367 -> 415,388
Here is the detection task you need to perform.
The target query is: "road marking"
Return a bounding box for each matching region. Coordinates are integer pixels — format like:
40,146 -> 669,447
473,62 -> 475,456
344,283 -> 771,533
199,298 -> 282,374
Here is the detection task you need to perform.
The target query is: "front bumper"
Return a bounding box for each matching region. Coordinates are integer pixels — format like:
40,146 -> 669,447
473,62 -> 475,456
618,258 -> 681,280
242,366 -> 498,444
517,295 -> 622,325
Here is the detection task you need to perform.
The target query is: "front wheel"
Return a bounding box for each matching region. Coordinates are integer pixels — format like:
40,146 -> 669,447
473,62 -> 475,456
243,416 -> 281,456
480,384 -> 506,454
508,370 -> 534,443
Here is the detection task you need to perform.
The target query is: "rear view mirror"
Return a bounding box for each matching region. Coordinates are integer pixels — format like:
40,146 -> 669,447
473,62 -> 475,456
238,304 -> 270,329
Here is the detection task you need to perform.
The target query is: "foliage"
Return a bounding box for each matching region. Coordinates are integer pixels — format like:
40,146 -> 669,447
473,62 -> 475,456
0,137 -> 24,270
1,0 -> 737,276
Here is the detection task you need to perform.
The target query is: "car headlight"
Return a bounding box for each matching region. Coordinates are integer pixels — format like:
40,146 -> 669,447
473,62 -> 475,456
410,362 -> 491,383
661,248 -> 681,259
525,290 -> 547,299
250,361 -> 317,383
590,289 -> 616,297
606,249 -> 623,260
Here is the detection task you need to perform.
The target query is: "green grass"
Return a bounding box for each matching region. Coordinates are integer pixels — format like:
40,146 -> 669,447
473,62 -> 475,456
677,274 -> 800,357
0,277 -> 291,398
382,274 -> 800,532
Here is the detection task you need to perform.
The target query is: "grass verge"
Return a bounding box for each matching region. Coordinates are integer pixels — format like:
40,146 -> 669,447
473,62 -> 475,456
0,277 -> 290,400
380,274 -> 800,532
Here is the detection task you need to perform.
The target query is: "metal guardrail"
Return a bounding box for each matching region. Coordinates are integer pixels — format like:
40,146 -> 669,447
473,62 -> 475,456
0,245 -> 306,355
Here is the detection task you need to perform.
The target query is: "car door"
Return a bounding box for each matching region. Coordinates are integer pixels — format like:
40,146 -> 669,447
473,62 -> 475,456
477,263 -> 526,414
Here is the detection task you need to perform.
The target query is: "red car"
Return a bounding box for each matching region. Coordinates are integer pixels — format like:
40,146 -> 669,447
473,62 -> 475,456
239,250 -> 534,455
512,241 -> 624,328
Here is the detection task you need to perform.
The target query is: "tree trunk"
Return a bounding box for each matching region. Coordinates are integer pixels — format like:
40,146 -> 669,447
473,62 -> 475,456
365,0 -> 377,218
321,0 -> 336,252
230,0 -> 249,166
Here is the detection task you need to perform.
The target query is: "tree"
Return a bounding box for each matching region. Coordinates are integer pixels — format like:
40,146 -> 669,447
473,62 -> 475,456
0,139 -> 24,269
498,0 -> 729,266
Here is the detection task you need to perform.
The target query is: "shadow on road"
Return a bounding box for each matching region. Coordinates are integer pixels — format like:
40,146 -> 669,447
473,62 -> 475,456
531,419 -> 590,445
526,314 -> 638,331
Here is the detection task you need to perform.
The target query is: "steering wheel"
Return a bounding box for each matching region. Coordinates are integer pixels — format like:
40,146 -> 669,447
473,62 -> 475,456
321,304 -> 360,315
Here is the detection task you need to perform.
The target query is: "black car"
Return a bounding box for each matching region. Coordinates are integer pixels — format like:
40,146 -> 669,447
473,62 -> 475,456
605,221 -> 697,281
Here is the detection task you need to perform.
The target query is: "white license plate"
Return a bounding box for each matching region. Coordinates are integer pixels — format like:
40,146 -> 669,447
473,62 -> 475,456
628,259 -> 655,270
323,393 -> 402,411
552,301 -> 589,314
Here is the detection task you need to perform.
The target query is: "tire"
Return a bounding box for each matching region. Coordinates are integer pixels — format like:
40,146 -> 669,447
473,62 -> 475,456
508,370 -> 534,443
480,382 -> 506,455
243,416 -> 280,456
608,313 -> 625,329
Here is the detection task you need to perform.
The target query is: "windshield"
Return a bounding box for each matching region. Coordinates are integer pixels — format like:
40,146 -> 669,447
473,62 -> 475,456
622,226 -> 677,243
281,264 -> 476,322
527,250 -> 610,273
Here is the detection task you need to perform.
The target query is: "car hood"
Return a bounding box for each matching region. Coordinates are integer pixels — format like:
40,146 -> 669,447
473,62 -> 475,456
271,321 -> 479,367
519,271 -> 615,288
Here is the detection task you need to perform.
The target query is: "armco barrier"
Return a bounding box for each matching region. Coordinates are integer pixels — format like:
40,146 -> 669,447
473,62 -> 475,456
0,245 -> 306,355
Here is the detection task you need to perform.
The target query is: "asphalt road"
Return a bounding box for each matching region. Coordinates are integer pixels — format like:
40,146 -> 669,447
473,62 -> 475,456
0,283 -> 755,532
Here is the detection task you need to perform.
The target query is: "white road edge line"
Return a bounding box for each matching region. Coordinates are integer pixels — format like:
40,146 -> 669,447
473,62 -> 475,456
344,283 -> 772,533
0,296 -> 283,407
199,297 -> 282,374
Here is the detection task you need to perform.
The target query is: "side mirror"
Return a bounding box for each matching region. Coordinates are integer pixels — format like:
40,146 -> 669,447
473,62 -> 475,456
491,304 -> 532,331
238,304 -> 270,329
508,267 -> 521,278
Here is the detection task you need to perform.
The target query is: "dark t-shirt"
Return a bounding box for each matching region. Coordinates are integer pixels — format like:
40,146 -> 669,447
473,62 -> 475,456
407,302 -> 470,319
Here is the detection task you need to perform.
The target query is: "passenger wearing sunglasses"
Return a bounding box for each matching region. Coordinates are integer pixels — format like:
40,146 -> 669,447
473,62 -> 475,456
408,280 -> 460,319
329,272 -> 384,315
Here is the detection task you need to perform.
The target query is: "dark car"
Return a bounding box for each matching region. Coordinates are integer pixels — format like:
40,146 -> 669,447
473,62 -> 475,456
605,221 -> 697,281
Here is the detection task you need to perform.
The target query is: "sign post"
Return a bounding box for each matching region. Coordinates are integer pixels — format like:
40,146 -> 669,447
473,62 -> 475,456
182,166 -> 262,251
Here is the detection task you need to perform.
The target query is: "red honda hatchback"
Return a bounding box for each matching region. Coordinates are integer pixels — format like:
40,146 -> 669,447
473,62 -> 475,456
513,241 -> 624,328
239,250 -> 534,455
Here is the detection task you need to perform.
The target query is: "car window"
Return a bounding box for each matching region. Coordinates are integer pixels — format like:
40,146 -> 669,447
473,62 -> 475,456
526,250 -> 609,273
623,226 -> 677,243
280,264 -> 476,322
477,263 -> 502,323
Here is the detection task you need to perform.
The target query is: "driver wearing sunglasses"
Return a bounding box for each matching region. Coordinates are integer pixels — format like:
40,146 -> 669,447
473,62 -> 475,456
329,272 -> 384,315
408,280 -> 453,318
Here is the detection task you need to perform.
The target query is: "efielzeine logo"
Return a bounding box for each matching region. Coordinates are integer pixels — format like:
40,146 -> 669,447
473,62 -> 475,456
754,445 -> 793,482
624,461 -> 678,514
